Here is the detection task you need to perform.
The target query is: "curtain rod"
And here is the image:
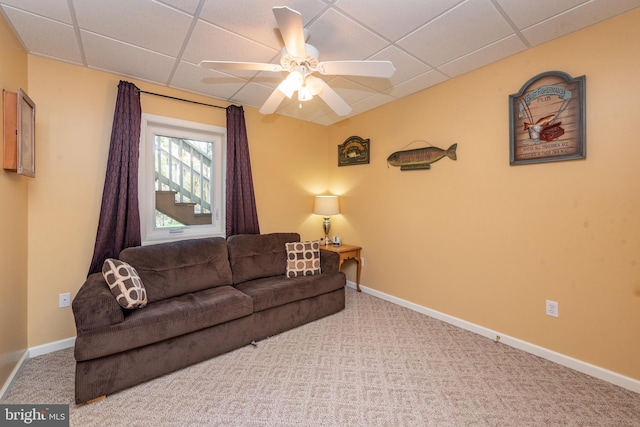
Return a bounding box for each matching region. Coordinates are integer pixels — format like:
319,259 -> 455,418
135,89 -> 228,110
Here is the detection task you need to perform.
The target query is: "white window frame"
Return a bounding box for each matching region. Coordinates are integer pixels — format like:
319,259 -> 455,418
139,113 -> 226,245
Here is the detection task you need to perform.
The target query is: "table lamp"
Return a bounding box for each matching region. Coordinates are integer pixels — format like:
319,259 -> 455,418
314,195 -> 339,245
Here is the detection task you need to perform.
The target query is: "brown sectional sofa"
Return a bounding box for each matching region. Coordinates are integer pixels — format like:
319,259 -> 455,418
72,233 -> 346,404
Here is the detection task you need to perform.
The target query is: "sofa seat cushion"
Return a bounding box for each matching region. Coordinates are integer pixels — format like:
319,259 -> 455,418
74,285 -> 253,361
119,237 -> 233,304
227,233 -> 300,284
235,273 -> 346,313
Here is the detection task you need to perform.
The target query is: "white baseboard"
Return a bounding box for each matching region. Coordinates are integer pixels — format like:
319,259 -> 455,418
0,337 -> 76,401
28,337 -> 75,358
0,350 -> 29,401
346,281 -> 640,394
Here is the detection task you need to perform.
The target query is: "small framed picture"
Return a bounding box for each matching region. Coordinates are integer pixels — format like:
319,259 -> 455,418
509,71 -> 585,166
338,135 -> 370,166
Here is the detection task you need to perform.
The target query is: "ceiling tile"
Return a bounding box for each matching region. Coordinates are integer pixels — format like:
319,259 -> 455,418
437,34 -> 526,78
494,0 -> 588,29
307,8 -> 388,61
328,77 -> 378,104
182,19 -> 279,65
81,31 -> 175,85
229,82 -> 278,109
0,0 -> 72,24
74,0 -> 193,57
1,6 -> 82,63
198,0 -> 327,50
347,46 -> 432,92
171,61 -> 249,101
156,0 -> 201,15
386,70 -> 448,99
338,74 -> 391,94
334,0 -> 461,41
521,0 -> 640,46
350,92 -> 397,115
398,0 -> 514,67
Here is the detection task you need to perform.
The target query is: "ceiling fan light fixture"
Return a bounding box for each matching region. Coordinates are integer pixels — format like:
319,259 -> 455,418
306,75 -> 324,96
278,66 -> 306,97
277,79 -> 296,98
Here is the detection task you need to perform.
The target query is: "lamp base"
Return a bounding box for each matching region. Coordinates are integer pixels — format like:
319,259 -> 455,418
322,216 -> 331,246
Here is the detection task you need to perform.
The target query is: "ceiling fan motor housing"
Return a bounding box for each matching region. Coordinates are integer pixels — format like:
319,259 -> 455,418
280,44 -> 320,71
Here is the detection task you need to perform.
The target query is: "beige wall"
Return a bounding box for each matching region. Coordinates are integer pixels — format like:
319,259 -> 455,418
329,8 -> 640,381
0,14 -> 29,388
25,56 -> 329,346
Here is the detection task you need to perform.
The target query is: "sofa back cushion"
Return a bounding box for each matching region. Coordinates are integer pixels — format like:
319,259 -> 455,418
227,233 -> 300,284
119,237 -> 233,303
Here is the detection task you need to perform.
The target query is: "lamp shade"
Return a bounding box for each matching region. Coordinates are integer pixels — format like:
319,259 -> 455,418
314,195 -> 339,216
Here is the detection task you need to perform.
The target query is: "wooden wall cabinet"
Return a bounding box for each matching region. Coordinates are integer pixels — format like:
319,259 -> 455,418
3,88 -> 36,177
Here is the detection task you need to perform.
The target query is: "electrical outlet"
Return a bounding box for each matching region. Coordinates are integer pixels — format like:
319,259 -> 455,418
545,300 -> 558,317
59,292 -> 71,308
360,257 -> 365,267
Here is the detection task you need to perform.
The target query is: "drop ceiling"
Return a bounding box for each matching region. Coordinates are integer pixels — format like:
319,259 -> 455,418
1,0 -> 639,125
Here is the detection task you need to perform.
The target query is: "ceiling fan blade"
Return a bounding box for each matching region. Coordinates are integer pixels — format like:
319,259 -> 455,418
307,76 -> 351,116
259,88 -> 287,115
316,61 -> 396,78
199,60 -> 283,72
273,6 -> 307,59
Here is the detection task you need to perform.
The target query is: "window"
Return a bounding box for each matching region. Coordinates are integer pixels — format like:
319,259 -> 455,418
139,113 -> 225,244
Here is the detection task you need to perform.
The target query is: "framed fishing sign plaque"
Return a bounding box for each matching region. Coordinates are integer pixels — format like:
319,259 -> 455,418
509,71 -> 586,165
338,135 -> 370,166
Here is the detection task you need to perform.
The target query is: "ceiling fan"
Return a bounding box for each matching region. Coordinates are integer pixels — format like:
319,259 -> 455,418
199,6 -> 395,116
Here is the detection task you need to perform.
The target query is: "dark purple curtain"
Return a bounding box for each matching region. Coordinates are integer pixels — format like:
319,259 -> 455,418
88,81 -> 142,275
226,105 -> 260,236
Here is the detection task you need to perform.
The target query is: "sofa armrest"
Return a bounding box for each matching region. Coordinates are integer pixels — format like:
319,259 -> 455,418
72,273 -> 124,333
320,249 -> 340,274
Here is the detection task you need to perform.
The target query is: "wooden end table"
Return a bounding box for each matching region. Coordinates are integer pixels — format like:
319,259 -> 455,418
322,243 -> 362,292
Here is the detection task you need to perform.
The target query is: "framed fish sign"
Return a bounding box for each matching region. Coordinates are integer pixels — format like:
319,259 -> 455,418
338,135 -> 370,166
509,71 -> 586,165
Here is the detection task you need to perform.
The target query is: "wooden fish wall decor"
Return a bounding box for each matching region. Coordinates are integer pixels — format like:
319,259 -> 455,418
387,143 -> 457,171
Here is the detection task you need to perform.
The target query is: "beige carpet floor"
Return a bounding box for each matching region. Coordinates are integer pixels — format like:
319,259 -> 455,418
3,287 -> 640,426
